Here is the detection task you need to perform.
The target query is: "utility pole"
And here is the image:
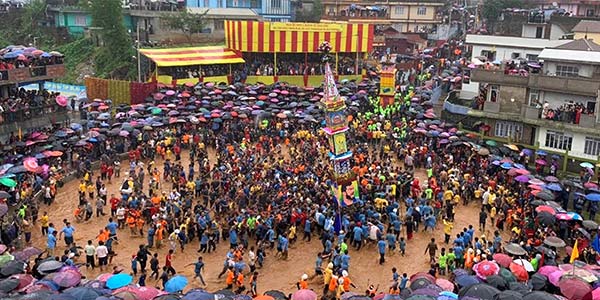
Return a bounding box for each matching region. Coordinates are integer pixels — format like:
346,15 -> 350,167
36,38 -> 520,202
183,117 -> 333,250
136,20 -> 142,82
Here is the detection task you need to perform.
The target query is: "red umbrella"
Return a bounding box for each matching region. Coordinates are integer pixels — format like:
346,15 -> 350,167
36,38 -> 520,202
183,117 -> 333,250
473,261 -> 500,279
559,278 -> 591,300
492,253 -> 512,268
410,272 -> 436,283
23,158 -> 39,173
509,262 -> 529,282
536,205 -> 556,215
529,184 -> 543,190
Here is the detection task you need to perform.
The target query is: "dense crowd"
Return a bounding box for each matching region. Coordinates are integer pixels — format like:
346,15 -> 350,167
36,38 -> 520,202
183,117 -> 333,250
540,102 -> 593,124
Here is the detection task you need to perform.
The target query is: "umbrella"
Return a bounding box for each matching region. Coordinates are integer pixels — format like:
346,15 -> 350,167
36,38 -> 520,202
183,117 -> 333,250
535,205 -> 556,215
509,263 -> 529,282
559,278 -> 591,300
11,273 -> 34,291
0,177 -> 17,188
582,220 -> 598,230
485,275 -> 508,290
0,278 -> 19,292
473,261 -> 500,279
544,183 -> 562,192
577,227 -> 591,239
544,176 -> 559,182
436,278 -> 455,292
63,286 -> 103,300
548,270 -> 564,286
538,266 -> 560,277
264,290 -> 288,300
12,247 -> 42,261
165,275 -> 188,293
48,270 -> 81,288
515,175 -> 530,183
106,273 -> 132,289
581,162 -> 594,169
535,191 -> 555,201
458,283 -> 500,300
117,286 -> 161,300
585,193 -> 600,202
1,260 -> 25,276
508,282 -> 530,295
504,243 -> 527,256
495,291 -> 524,300
455,275 -> 480,288
412,288 -> 439,297
292,289 -> 317,300
522,291 -> 557,300
528,274 -> 547,291
493,253 -> 513,268
543,237 -> 566,248
478,148 -> 490,156
411,278 -> 433,290
37,260 -> 64,274
536,211 -> 555,226
181,290 -> 215,300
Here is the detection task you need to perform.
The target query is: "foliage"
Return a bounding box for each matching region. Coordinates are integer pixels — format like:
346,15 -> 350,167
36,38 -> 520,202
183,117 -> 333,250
90,0 -> 135,79
56,38 -> 95,84
0,0 -> 64,48
482,0 -> 524,32
295,0 -> 323,23
162,9 -> 208,43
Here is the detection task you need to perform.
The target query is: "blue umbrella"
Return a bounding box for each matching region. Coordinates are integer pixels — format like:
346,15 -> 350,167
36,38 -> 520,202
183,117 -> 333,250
88,138 -> 98,143
544,183 -> 562,192
63,286 -> 103,300
105,273 -> 132,289
182,290 -> 215,300
536,150 -> 547,156
70,123 -> 82,131
580,162 -> 594,169
455,275 -> 480,288
586,193 -> 600,202
567,212 -> 583,221
500,162 -> 512,170
165,275 -> 188,293
513,163 -> 525,169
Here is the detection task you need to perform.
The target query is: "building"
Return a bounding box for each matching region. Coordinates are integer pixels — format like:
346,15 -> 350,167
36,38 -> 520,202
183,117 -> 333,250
320,0 -> 443,33
186,0 -> 292,22
524,0 -> 600,18
462,34 -> 570,97
573,19 -> 600,42
444,39 -> 600,170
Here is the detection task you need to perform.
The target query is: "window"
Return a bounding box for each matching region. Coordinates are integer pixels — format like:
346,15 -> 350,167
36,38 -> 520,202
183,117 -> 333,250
271,0 -> 281,8
545,130 -> 573,151
528,89 -> 539,105
587,9 -> 595,17
487,85 -> 499,102
74,15 -> 87,26
394,6 -> 405,15
511,52 -> 520,59
556,65 -> 579,77
480,50 -> 496,61
526,54 -> 538,61
494,121 -> 523,139
417,6 -> 427,15
214,20 -> 224,30
587,101 -> 596,114
535,26 -> 543,38
585,137 -> 600,156
203,0 -> 209,6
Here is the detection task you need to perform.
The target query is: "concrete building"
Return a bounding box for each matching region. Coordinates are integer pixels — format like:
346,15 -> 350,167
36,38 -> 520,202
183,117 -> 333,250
573,19 -> 600,42
443,39 -> 600,169
186,0 -> 292,22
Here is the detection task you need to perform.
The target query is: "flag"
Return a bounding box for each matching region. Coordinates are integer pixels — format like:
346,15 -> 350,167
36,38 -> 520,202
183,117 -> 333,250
592,234 -> 600,253
570,240 -> 580,263
331,183 -> 342,207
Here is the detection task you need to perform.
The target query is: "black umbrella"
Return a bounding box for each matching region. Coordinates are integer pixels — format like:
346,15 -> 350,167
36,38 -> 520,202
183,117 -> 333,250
410,278 -> 432,291
522,291 -> 557,300
528,274 -> 547,291
535,191 -> 555,201
459,283 -> 500,300
508,282 -> 530,295
264,290 -> 287,300
486,275 -> 508,290
536,211 -> 556,226
543,236 -> 566,248
0,191 -> 9,199
494,290 -> 524,300
153,294 -> 182,300
504,243 -> 527,256
17,290 -> 56,300
530,200 -> 545,207
37,260 -> 63,274
583,220 -> 598,230
0,260 -> 25,276
0,277 -> 18,292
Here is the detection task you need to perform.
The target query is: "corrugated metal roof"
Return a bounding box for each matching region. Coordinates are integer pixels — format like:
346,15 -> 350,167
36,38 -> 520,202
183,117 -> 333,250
465,35 -> 570,49
187,7 -> 260,18
538,48 -> 600,64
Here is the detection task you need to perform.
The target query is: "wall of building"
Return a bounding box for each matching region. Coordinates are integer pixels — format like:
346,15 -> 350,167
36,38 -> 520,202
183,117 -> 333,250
536,126 -> 599,160
407,5 -> 435,21
549,24 -> 567,40
522,24 -> 546,39
390,5 -> 407,20
574,32 -> 600,43
543,61 -> 595,78
498,85 -> 528,114
539,90 -> 596,108
186,0 -> 224,7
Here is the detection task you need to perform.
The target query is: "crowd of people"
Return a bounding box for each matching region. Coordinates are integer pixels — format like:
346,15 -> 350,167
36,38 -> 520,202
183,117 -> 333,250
539,101 -> 593,124
0,49 -> 597,300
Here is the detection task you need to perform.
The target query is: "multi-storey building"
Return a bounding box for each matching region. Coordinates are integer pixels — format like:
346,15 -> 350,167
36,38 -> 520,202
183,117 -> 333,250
186,0 -> 291,22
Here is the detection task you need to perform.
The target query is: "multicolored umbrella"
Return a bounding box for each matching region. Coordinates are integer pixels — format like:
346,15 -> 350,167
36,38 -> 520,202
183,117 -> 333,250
473,261 -> 500,279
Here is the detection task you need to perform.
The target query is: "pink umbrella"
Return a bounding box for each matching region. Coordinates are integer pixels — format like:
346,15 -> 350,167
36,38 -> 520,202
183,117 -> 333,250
115,285 -> 161,300
556,213 -> 573,221
11,273 -> 34,291
529,184 -> 543,190
436,278 -> 455,291
165,90 -> 176,96
292,289 -> 318,300
55,95 -> 68,107
529,179 -> 545,185
473,260 -> 500,279
48,269 -> 81,287
516,169 -> 531,175
549,270 -> 564,286
585,182 -> 599,189
97,273 -> 113,282
559,277 -> 592,300
535,159 -> 547,165
492,253 -> 512,268
23,158 -> 39,173
535,205 -> 556,215
538,265 -> 560,277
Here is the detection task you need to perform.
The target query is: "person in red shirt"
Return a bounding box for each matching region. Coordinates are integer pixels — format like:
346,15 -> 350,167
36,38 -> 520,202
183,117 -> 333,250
109,194 -> 120,217
165,249 -> 176,275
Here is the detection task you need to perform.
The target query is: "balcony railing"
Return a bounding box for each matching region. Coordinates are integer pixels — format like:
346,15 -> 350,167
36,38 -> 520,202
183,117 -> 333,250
528,74 -> 600,97
470,69 -> 529,86
226,0 -> 261,9
322,13 -> 390,21
0,65 -> 65,84
0,104 -> 67,124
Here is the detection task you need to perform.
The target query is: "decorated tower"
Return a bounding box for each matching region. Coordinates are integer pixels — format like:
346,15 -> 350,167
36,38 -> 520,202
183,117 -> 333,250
320,41 -> 356,195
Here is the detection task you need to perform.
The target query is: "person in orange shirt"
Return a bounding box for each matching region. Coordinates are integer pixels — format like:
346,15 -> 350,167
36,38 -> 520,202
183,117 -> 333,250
235,271 -> 245,293
136,218 -> 145,236
225,267 -> 235,289
342,270 -> 356,292
96,228 -> 108,243
297,274 -> 309,290
327,275 -> 339,298
156,225 -> 164,248
127,215 -> 136,236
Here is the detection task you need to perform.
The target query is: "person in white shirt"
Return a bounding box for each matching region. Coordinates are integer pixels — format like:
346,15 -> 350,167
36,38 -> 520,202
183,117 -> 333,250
248,247 -> 256,272
116,207 -> 126,229
84,240 -> 96,269
95,241 -> 109,271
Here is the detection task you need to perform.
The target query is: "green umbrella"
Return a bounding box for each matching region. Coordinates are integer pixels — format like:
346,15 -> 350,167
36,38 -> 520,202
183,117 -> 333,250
499,268 -> 516,283
151,108 -> 162,115
0,254 -> 14,267
486,140 -> 498,147
0,177 -> 16,188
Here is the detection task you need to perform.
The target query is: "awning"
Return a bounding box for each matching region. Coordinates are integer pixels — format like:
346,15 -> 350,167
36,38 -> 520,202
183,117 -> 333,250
139,46 -> 245,67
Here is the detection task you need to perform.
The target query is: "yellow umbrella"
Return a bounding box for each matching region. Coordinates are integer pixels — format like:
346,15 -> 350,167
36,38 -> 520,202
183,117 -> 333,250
504,144 -> 520,151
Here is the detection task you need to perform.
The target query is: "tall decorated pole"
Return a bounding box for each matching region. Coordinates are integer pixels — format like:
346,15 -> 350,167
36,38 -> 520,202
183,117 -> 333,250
319,41 -> 358,233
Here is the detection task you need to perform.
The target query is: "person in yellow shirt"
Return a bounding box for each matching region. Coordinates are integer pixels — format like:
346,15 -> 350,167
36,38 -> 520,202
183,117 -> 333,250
443,218 -> 453,244
79,180 -> 86,197
443,189 -> 453,201
323,263 -> 333,295
40,211 -> 49,235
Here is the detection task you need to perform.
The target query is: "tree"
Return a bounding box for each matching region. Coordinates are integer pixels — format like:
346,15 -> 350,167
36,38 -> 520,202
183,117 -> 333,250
90,0 -> 135,79
162,9 -> 208,43
482,0 -> 524,33
294,0 -> 323,23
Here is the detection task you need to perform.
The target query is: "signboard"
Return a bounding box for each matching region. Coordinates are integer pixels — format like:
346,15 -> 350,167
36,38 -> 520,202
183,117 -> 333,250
270,22 -> 344,32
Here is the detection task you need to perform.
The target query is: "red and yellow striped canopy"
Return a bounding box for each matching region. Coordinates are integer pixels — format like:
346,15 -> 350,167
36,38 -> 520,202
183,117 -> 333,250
139,46 -> 245,67
225,21 -> 374,53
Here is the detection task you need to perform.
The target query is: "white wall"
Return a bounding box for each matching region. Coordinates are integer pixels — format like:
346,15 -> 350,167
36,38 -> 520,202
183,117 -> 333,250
543,61 -> 595,78
549,24 -> 567,40
536,127 -> 597,160
522,24 -> 545,39
539,91 -> 596,108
